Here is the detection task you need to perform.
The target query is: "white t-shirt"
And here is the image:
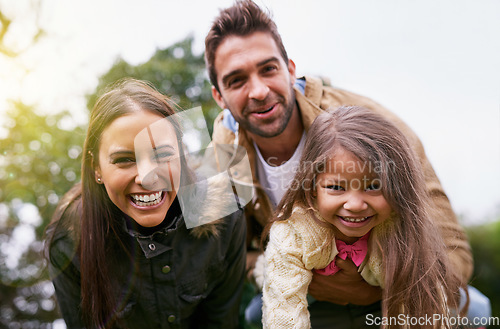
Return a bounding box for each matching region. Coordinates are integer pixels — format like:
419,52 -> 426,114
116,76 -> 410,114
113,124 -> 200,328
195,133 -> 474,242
254,132 -> 307,208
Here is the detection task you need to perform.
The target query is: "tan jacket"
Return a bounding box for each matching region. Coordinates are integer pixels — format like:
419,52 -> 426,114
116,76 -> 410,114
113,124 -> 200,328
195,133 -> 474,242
211,75 -> 473,283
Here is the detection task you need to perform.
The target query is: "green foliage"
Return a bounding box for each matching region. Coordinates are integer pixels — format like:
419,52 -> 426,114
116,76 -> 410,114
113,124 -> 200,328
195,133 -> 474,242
467,219 -> 500,317
0,102 -> 84,219
87,36 -> 219,137
0,35 -> 223,327
0,101 -> 85,326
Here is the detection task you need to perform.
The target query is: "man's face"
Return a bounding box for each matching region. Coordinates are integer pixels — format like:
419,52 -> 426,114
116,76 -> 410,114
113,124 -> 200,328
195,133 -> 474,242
211,31 -> 297,138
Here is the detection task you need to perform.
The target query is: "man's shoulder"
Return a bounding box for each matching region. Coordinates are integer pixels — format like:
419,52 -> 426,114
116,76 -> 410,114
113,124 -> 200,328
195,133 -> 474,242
298,75 -> 399,124
300,75 -> 375,107
212,109 -> 237,144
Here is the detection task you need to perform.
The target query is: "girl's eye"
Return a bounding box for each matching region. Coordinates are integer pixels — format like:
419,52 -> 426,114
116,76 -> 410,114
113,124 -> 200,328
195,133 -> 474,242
326,184 -> 344,191
366,181 -> 381,191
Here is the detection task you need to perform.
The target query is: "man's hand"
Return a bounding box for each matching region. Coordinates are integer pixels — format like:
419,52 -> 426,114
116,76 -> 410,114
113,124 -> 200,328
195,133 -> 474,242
308,258 -> 382,305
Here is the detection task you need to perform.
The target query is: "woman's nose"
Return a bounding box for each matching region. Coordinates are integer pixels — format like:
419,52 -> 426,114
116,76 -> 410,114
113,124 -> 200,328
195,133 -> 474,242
136,160 -> 174,191
136,159 -> 162,189
135,167 -> 160,188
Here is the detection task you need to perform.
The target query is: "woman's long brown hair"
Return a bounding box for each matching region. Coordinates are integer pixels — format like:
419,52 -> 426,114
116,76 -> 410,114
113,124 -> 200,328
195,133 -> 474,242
268,106 -> 464,328
48,78 -> 194,328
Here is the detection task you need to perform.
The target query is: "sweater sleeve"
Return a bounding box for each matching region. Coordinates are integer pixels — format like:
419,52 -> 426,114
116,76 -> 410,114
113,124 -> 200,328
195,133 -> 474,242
262,221 -> 313,329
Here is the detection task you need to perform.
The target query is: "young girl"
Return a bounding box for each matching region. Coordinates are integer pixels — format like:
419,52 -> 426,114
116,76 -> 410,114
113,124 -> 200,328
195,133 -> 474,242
262,106 -> 464,329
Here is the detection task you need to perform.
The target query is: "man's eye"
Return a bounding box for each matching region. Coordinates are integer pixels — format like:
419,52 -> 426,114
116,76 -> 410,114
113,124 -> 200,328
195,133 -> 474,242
227,77 -> 244,88
262,65 -> 277,74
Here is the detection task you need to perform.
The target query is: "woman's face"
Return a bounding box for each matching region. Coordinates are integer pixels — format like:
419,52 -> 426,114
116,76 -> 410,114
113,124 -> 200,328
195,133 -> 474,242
95,110 -> 181,227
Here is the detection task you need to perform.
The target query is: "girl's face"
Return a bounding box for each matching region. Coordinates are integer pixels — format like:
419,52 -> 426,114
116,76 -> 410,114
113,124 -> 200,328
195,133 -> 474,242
95,110 -> 181,227
315,148 -> 392,244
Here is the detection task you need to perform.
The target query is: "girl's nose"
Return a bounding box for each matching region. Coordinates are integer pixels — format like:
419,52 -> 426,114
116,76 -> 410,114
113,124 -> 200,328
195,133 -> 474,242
343,193 -> 368,212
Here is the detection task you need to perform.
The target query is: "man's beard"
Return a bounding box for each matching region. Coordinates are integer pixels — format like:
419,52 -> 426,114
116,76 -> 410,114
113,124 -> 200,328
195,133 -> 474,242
239,85 -> 296,138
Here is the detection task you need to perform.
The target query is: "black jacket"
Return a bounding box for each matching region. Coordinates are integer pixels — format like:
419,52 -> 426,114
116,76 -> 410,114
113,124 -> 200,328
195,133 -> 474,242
47,188 -> 246,329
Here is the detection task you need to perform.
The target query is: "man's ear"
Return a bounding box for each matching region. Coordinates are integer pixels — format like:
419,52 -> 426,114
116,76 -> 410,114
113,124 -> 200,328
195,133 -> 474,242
287,59 -> 297,85
212,86 -> 226,109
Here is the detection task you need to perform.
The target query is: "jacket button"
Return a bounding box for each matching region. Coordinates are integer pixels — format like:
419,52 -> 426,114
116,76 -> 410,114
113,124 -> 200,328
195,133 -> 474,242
168,315 -> 176,323
162,265 -> 171,274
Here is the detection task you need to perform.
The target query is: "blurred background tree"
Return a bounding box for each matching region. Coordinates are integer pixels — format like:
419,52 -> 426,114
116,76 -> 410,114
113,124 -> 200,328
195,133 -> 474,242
86,35 -> 219,139
0,4 -> 219,326
0,103 -> 84,327
467,217 -> 500,318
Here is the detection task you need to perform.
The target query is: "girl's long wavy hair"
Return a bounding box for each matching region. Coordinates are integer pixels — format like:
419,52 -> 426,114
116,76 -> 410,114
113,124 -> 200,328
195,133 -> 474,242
269,106 -> 464,327
48,78 -> 194,328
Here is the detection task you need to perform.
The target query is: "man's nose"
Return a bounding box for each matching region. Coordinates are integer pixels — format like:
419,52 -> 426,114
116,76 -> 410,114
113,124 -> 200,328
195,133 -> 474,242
248,76 -> 269,100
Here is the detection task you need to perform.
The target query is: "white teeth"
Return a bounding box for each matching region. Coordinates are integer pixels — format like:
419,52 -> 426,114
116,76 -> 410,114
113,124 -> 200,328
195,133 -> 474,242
132,192 -> 162,206
341,216 -> 369,223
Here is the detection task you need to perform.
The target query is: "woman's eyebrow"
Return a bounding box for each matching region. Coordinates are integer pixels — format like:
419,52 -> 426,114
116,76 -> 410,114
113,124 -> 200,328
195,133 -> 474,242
152,144 -> 176,151
109,150 -> 134,158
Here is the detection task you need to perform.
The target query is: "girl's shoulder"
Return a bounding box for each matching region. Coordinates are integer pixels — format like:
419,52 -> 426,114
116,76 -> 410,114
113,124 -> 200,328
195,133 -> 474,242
271,206 -> 332,248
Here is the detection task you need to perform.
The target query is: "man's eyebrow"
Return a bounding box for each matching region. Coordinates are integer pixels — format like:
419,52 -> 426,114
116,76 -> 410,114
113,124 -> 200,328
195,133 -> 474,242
221,56 -> 280,86
256,57 -> 280,67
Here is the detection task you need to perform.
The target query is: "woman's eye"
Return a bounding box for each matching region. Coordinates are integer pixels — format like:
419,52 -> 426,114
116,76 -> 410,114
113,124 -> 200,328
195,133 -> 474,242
112,157 -> 135,165
154,152 -> 174,162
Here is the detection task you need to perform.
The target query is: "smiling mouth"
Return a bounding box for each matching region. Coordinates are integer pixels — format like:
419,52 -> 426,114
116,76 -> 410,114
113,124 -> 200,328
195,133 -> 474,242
254,104 -> 275,114
130,192 -> 163,207
338,216 -> 372,223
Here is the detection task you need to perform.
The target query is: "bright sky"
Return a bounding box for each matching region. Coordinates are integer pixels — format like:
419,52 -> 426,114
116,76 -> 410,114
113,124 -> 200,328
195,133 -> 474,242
1,0 -> 499,225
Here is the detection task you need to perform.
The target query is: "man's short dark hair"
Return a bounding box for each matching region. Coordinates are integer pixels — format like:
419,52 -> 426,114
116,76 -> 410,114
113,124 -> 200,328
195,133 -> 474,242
205,0 -> 289,92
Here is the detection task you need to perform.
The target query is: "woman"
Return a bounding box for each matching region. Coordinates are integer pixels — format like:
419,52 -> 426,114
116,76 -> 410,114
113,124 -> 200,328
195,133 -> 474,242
45,78 -> 246,328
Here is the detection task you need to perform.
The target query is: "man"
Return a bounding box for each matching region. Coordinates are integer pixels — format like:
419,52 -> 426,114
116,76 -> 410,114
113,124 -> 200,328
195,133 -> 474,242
204,0 -> 473,326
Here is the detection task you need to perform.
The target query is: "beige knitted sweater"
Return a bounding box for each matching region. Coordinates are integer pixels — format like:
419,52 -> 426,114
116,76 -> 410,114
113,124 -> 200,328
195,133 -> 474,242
262,207 -> 384,329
